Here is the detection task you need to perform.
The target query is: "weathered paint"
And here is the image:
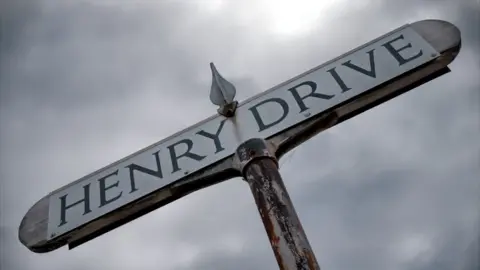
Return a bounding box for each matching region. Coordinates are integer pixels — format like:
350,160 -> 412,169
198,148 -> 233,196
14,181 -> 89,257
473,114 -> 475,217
235,138 -> 320,270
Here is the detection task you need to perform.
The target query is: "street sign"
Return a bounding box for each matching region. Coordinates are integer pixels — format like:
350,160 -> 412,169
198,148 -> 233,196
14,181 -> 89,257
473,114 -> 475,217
19,19 -> 461,254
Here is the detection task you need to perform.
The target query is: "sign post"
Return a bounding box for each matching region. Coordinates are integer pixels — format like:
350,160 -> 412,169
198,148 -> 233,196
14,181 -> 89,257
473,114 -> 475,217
19,19 -> 461,269
234,138 -> 320,269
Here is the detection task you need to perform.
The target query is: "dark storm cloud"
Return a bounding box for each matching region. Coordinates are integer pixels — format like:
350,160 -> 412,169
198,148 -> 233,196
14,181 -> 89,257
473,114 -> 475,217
176,246 -> 277,270
0,0 -> 263,119
0,0 -> 39,54
378,0 -> 479,49
0,226 -> 27,270
1,1 -> 191,109
400,224 -> 480,270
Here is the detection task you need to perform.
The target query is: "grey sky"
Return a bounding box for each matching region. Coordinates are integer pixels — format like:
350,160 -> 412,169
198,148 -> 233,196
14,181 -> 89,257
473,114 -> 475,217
1,0 -> 479,270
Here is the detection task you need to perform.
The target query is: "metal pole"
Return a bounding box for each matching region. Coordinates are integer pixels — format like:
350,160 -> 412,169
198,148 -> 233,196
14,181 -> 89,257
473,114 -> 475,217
234,138 -> 320,270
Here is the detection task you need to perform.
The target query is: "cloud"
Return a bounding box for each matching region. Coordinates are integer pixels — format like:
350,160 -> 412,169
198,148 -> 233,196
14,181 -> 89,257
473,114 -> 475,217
1,0 -> 478,270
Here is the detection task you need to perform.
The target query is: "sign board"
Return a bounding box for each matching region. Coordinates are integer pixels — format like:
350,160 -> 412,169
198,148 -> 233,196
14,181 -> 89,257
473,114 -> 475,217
19,19 -> 461,253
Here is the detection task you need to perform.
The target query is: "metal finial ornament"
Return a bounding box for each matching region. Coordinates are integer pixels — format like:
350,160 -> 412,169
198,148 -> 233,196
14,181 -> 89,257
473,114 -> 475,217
209,62 -> 238,117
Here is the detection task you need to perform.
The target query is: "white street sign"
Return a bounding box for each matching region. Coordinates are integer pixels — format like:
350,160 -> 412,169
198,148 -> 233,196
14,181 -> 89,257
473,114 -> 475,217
19,20 -> 461,253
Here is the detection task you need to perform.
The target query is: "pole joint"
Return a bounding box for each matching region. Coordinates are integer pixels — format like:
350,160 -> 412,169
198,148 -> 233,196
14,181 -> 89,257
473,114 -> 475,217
233,138 -> 278,176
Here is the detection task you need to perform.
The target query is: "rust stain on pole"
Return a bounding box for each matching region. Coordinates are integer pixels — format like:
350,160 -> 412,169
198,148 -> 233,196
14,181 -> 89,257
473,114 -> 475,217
235,138 -> 320,270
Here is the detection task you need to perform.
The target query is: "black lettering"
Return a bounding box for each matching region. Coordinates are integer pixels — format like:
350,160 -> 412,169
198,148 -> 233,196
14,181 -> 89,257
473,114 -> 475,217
196,119 -> 227,154
58,184 -> 91,227
126,151 -> 163,193
382,34 -> 423,65
326,67 -> 352,92
168,139 -> 206,173
342,49 -> 377,78
249,98 -> 289,132
287,81 -> 334,113
98,170 -> 122,207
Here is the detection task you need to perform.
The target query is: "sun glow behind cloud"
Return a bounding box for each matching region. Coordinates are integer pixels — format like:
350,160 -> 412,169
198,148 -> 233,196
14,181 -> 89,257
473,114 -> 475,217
191,0 -> 345,36
258,0 -> 342,36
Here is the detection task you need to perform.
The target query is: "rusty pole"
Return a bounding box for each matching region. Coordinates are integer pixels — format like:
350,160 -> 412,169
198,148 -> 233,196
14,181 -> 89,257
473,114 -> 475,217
234,138 -> 320,270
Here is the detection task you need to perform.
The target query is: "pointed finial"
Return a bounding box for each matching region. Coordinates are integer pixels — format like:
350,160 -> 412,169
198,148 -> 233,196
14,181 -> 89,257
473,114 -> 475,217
209,62 -> 238,117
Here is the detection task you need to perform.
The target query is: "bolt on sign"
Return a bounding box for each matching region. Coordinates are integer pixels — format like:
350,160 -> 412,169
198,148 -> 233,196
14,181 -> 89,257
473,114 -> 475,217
19,20 -> 461,254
